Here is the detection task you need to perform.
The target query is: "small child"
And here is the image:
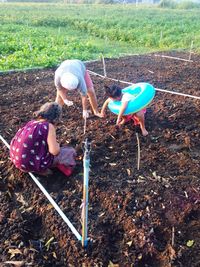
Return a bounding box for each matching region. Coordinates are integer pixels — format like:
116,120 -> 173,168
101,85 -> 148,136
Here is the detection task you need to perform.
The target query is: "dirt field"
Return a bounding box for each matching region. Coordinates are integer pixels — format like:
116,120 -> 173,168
0,52 -> 200,267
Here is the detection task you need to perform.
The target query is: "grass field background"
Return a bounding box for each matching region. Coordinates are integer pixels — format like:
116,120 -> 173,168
0,3 -> 200,71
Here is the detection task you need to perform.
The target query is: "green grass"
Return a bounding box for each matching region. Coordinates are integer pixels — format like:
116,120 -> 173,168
0,3 -> 200,71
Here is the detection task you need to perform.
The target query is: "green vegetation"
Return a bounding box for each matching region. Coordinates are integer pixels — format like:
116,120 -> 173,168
0,3 -> 200,71
159,0 -> 200,9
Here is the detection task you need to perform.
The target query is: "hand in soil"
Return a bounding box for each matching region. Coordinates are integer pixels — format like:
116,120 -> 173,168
94,111 -> 104,118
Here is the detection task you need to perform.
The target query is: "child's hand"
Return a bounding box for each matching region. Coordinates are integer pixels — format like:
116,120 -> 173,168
116,118 -> 121,125
116,117 -> 125,126
100,111 -> 106,118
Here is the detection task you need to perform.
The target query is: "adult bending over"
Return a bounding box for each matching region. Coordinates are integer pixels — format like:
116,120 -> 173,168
55,59 -> 102,119
10,102 -> 76,176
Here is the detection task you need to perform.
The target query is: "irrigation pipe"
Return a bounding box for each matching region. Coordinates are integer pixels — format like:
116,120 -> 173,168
81,139 -> 90,247
88,70 -> 131,85
81,100 -> 91,247
0,134 -> 82,241
155,87 -> 200,100
88,70 -> 200,100
0,135 -> 10,149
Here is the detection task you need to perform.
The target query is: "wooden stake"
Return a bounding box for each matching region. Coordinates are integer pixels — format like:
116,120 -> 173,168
101,54 -> 107,77
189,40 -> 194,61
83,116 -> 87,135
136,133 -> 140,170
172,226 -> 175,247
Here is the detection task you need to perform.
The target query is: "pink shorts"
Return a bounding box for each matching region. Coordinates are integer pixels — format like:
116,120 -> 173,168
84,70 -> 94,92
125,109 -> 146,126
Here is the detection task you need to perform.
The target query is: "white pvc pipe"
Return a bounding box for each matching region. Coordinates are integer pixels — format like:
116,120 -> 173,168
0,135 -> 10,149
28,172 -> 81,240
88,70 -> 131,85
0,134 -> 82,241
154,54 -> 193,62
155,87 -> 200,100
88,70 -> 200,100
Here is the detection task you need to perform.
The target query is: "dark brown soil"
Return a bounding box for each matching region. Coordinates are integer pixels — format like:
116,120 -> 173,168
0,51 -> 200,267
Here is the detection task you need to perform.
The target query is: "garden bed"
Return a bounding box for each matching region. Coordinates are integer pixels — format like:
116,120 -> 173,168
0,51 -> 200,267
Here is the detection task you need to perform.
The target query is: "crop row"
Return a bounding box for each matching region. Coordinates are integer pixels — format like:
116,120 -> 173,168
0,4 -> 200,71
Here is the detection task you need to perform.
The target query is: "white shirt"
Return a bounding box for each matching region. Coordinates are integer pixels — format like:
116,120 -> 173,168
55,60 -> 87,95
121,92 -> 136,103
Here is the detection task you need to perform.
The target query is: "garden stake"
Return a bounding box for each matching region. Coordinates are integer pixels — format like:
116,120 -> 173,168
82,138 -> 91,247
172,226 -> 175,247
84,115 -> 87,135
101,54 -> 107,77
154,54 -> 193,62
189,40 -> 194,61
0,134 -> 82,242
136,133 -> 140,171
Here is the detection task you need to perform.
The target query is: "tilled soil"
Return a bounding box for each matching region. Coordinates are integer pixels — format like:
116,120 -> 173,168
0,51 -> 200,267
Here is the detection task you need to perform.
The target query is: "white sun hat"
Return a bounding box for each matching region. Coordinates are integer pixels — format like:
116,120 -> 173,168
60,72 -> 79,90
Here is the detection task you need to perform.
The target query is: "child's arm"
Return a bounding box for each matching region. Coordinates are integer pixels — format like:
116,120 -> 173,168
101,98 -> 111,117
116,101 -> 128,125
